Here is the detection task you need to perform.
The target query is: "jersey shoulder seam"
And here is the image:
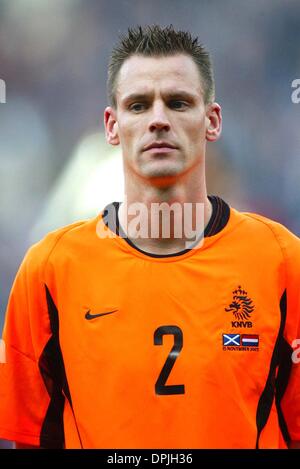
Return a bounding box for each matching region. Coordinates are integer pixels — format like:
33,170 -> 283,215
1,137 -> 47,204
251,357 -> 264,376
39,219 -> 90,280
242,212 -> 287,281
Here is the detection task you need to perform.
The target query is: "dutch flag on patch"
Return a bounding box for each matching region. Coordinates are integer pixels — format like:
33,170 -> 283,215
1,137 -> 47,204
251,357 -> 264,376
242,334 -> 259,347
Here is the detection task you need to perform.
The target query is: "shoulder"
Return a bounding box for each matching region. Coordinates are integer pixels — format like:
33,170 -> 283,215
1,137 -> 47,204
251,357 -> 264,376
23,216 -> 100,274
234,209 -> 300,264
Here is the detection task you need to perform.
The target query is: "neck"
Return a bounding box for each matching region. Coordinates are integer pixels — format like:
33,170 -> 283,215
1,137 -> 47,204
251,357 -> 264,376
119,164 -> 212,255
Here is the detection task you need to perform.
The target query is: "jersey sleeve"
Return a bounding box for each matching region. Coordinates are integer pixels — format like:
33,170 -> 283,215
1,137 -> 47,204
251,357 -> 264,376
279,227 -> 300,443
0,242 -> 59,447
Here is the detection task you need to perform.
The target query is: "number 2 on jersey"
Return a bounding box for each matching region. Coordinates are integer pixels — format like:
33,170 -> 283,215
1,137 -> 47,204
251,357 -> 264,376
154,325 -> 185,395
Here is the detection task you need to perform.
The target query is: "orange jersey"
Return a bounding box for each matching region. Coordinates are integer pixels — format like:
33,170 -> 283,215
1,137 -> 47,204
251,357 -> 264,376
0,196 -> 300,448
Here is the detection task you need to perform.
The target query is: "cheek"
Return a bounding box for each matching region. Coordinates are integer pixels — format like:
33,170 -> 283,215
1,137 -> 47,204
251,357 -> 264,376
117,125 -> 133,146
117,122 -> 143,161
183,122 -> 206,146
118,118 -> 143,143
178,113 -> 206,141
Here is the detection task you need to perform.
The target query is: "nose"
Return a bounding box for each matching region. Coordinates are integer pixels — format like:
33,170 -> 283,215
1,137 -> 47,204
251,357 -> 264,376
148,102 -> 170,132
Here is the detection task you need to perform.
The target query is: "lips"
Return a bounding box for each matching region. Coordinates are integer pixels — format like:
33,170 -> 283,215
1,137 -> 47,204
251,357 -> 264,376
143,141 -> 177,151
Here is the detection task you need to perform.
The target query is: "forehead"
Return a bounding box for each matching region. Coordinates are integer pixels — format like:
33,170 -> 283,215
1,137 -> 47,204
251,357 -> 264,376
116,54 -> 204,100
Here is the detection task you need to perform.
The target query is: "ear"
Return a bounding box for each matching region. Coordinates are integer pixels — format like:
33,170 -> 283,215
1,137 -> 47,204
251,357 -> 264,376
104,106 -> 120,145
205,102 -> 222,142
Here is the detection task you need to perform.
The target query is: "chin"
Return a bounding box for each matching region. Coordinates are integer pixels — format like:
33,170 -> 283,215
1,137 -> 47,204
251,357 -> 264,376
128,158 -> 188,187
141,160 -> 184,177
139,166 -> 184,188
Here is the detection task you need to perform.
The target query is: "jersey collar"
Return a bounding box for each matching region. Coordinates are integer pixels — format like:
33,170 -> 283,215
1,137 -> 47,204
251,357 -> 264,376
102,195 -> 230,259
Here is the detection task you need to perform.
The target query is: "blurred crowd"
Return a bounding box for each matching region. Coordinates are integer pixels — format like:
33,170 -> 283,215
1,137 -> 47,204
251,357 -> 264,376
1,0 -> 300,376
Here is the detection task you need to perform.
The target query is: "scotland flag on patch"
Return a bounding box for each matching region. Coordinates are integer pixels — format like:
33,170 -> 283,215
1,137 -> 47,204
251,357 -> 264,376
223,334 -> 240,346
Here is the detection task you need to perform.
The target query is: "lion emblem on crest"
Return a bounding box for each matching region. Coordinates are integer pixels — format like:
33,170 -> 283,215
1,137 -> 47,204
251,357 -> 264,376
225,286 -> 254,320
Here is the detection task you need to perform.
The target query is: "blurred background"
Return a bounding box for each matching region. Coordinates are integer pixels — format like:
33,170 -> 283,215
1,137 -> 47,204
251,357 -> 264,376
1,0 -> 300,447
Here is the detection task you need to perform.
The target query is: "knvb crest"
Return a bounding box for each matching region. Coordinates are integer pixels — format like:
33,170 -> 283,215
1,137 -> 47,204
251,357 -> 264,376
225,286 -> 255,328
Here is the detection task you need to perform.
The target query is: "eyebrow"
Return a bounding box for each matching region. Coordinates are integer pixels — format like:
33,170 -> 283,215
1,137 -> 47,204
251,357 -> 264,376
121,89 -> 199,105
121,93 -> 152,104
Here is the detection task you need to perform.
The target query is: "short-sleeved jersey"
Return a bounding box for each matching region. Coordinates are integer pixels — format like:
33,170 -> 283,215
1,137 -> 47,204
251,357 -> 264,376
1,196 -> 300,449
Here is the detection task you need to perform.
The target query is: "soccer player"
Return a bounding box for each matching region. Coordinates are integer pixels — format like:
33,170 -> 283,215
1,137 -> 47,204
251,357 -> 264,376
0,25 -> 300,449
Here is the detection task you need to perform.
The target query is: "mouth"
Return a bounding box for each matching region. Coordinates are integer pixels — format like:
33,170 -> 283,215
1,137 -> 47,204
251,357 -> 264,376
143,141 -> 178,153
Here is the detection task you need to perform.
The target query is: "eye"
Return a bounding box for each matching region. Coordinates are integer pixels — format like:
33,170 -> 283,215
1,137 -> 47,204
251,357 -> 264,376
169,100 -> 188,110
129,103 -> 147,112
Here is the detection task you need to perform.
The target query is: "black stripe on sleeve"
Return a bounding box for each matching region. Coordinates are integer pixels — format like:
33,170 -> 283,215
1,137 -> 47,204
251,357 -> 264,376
38,285 -> 66,448
274,339 -> 293,445
255,290 -> 288,448
37,284 -> 82,448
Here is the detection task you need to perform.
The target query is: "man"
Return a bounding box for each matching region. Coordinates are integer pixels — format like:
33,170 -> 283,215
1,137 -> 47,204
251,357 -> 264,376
0,25 -> 300,449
